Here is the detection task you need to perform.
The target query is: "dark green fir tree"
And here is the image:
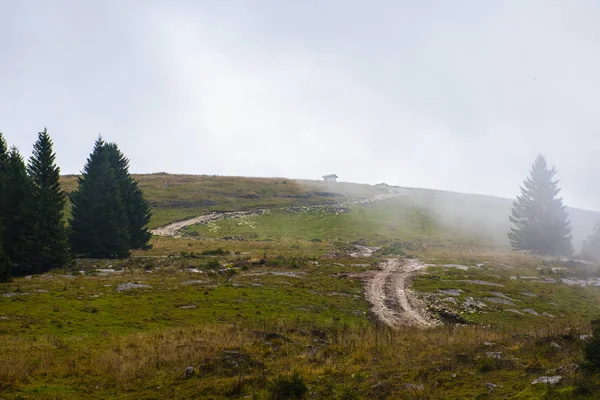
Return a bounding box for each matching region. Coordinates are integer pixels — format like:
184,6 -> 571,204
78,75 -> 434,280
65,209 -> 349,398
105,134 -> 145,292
70,138 -> 130,258
3,147 -> 35,275
27,128 -> 69,273
105,143 -> 152,250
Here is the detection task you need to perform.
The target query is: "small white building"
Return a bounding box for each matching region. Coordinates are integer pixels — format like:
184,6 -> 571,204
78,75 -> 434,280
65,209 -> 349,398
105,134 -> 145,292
322,174 -> 338,183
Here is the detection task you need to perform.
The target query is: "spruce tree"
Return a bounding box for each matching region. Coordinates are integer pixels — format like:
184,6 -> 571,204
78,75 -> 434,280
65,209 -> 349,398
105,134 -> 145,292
0,133 -> 9,221
582,220 -> 600,262
0,222 -> 11,282
70,138 -> 130,258
27,128 -> 69,273
508,155 -> 572,256
3,147 -> 35,275
105,143 -> 152,250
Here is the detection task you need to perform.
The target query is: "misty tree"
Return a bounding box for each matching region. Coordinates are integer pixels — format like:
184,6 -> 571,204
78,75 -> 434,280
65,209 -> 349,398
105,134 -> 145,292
26,128 -> 70,273
508,155 -> 572,256
582,220 -> 600,261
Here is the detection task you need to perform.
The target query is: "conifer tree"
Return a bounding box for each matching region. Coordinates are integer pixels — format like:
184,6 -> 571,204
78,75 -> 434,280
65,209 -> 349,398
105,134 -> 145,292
3,147 -> 35,275
27,128 -> 69,273
70,138 -> 130,258
0,133 -> 9,220
508,155 -> 572,256
105,143 -> 152,250
582,220 -> 600,262
0,222 -> 11,282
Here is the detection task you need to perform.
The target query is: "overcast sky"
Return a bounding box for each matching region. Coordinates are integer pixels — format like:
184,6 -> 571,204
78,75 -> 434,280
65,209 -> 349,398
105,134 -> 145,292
1,1 -> 599,210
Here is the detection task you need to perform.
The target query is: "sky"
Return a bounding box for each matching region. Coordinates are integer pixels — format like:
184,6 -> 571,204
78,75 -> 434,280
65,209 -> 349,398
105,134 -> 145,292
1,0 -> 600,210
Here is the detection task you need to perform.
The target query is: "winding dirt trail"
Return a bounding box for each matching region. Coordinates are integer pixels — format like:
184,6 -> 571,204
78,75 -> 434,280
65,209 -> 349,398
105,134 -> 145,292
152,190 -> 409,237
365,258 -> 437,328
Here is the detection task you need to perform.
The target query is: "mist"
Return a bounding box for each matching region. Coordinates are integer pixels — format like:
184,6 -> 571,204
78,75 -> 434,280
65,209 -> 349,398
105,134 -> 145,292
2,1 -> 600,210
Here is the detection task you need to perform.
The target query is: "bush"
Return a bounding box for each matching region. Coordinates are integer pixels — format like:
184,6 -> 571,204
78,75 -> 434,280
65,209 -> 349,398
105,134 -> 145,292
268,372 -> 308,400
584,319 -> 600,371
201,248 -> 226,256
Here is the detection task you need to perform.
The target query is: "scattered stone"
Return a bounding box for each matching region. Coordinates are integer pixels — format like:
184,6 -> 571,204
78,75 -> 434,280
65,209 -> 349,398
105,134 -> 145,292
531,376 -> 562,385
490,291 -> 516,301
442,297 -> 458,304
0,316 -> 9,320
542,312 -> 555,318
404,383 -> 424,390
440,264 -> 470,271
178,305 -> 197,309
181,280 -> 205,285
485,352 -> 503,360
506,309 -> 524,315
462,297 -> 487,310
438,289 -> 462,296
189,269 -> 204,274
522,308 -> 539,316
483,341 -> 495,347
116,283 -> 152,291
485,383 -> 498,391
580,334 -> 592,341
520,292 -> 537,297
550,342 -> 561,349
549,302 -> 559,307
486,297 -> 516,306
35,289 -> 49,293
184,366 -> 195,379
457,280 -> 504,287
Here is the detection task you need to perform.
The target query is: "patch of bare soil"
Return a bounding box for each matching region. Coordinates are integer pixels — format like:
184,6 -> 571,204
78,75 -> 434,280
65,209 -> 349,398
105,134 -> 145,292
365,258 -> 437,328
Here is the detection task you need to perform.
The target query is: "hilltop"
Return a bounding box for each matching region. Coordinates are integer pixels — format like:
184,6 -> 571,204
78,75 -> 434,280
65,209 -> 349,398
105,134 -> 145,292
61,173 -> 600,251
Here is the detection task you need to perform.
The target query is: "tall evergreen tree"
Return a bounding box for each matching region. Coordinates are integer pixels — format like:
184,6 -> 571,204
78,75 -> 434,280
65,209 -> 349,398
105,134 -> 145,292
582,220 -> 600,262
26,128 -> 69,273
3,147 -> 35,275
0,221 -> 11,282
70,138 -> 130,258
508,155 -> 572,256
0,132 -> 10,220
105,143 -> 152,250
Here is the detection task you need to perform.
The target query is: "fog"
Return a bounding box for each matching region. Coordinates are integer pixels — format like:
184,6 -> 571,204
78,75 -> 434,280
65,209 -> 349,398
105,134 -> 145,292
2,1 -> 600,210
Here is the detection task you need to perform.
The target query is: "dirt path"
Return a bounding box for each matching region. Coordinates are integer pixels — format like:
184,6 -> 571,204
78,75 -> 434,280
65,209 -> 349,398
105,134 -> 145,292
152,190 -> 409,237
365,258 -> 437,328
151,211 -> 263,237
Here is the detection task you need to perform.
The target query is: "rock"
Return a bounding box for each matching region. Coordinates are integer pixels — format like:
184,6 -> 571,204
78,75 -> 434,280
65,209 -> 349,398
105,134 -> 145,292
522,308 -> 539,316
462,297 -> 487,310
404,383 -> 424,390
184,366 -> 195,378
506,309 -> 524,315
178,305 -> 197,309
442,297 -> 458,304
116,283 -> 153,291
520,292 -> 537,297
580,334 -> 592,341
542,312 -> 555,318
531,376 -> 562,385
550,342 -> 561,349
485,383 -> 498,391
485,352 -> 503,360
486,297 -> 516,306
438,289 -> 462,296
180,280 -> 205,285
483,341 -> 495,347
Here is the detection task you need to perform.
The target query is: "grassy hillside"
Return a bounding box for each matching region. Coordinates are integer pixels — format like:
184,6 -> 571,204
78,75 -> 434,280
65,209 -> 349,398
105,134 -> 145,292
61,173 -> 600,250
3,174 -> 596,398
